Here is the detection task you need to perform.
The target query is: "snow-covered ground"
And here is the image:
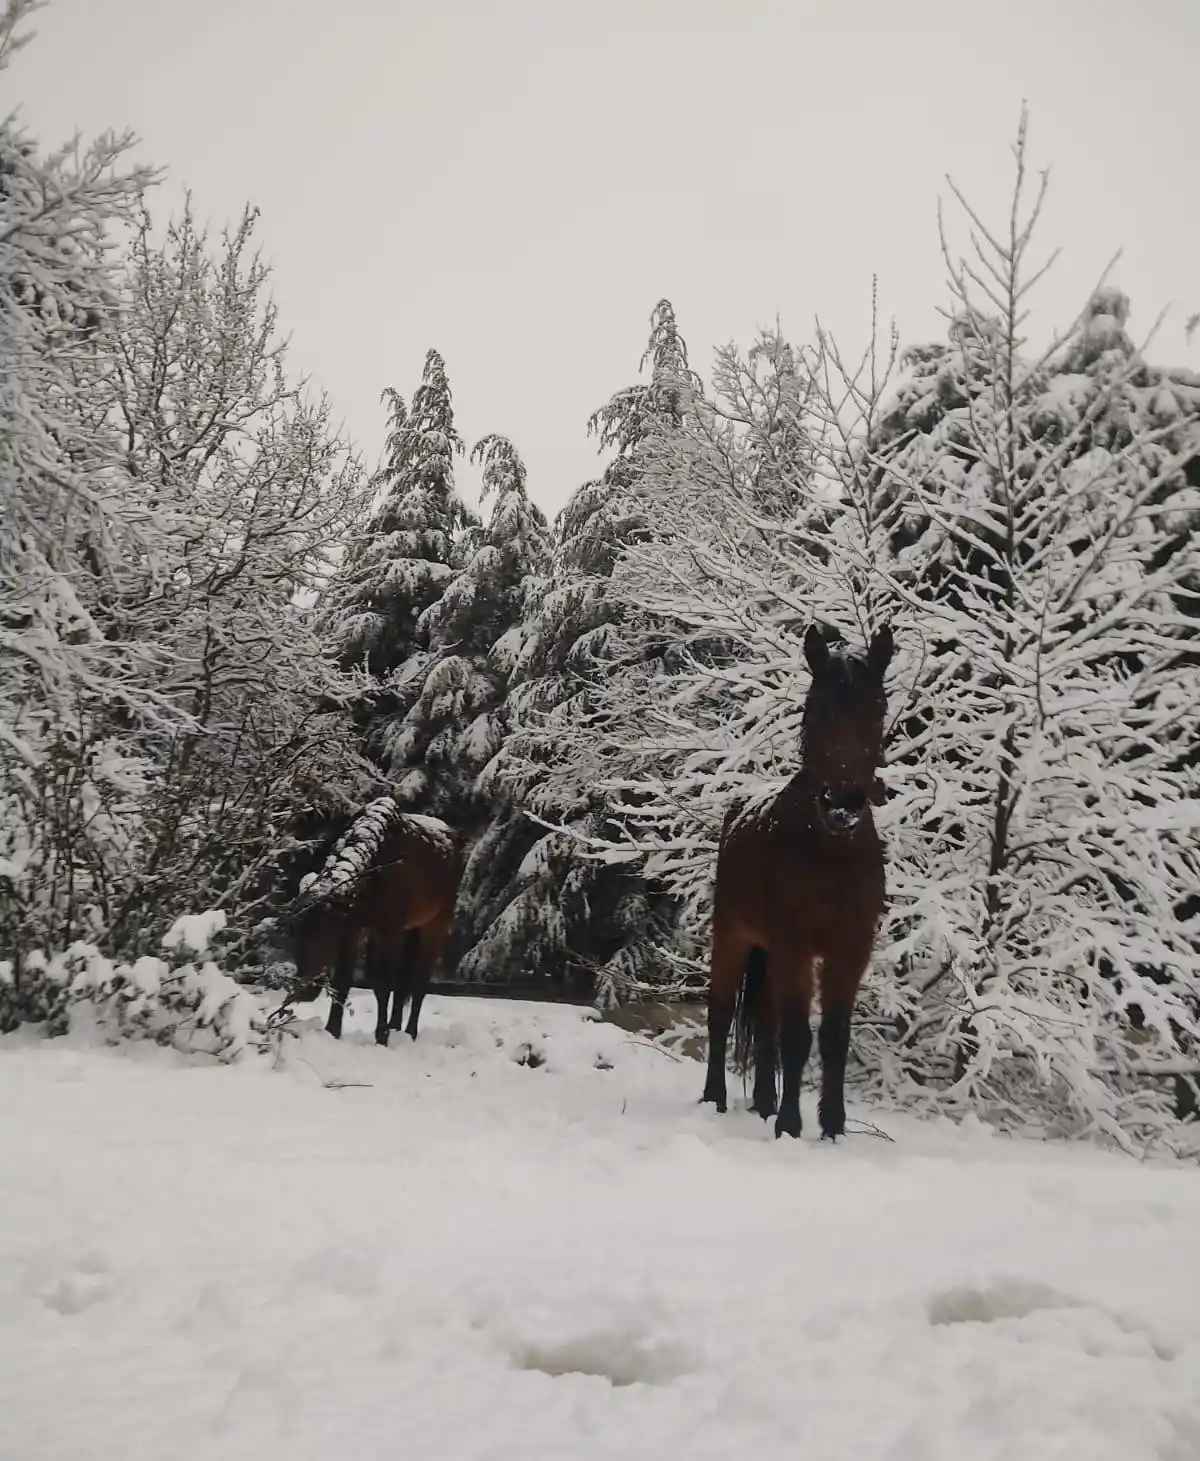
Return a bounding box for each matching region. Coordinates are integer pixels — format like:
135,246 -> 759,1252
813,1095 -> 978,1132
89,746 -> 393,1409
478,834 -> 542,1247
2,994 -> 1198,1461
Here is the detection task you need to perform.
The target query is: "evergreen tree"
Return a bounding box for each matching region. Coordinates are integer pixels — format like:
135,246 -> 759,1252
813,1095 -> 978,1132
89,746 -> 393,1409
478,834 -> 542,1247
458,301 -> 699,998
319,349 -> 469,750
860,270 -> 1200,1142
537,321 -> 861,964
377,432 -> 550,819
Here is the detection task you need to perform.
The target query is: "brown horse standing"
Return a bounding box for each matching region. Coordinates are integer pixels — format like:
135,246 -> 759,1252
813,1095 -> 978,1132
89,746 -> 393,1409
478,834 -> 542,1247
291,801 -> 464,1046
701,622 -> 894,1139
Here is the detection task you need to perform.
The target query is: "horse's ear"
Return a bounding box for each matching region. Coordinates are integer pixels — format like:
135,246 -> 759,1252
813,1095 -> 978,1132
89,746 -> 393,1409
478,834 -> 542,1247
868,622 -> 895,674
804,623 -> 830,674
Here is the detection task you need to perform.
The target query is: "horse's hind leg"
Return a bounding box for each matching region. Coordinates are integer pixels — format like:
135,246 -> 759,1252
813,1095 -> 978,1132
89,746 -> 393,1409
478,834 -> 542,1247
405,915 -> 447,1041
702,915 -> 749,1113
817,947 -> 870,1141
391,929 -> 423,1034
369,932 -> 400,1047
388,929 -> 410,1032
750,959 -> 778,1119
774,945 -> 815,1139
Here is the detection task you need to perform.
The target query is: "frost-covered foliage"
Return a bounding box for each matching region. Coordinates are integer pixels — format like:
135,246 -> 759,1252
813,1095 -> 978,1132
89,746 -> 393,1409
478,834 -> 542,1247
854,155 -> 1200,1147
519,323 -> 870,964
89,201 -> 376,960
0,907 -> 266,1058
0,2 -> 168,958
293,795 -> 405,909
551,125 -> 1199,1147
323,351 -> 470,690
460,302 -> 700,997
0,9 -> 375,976
377,433 -> 550,822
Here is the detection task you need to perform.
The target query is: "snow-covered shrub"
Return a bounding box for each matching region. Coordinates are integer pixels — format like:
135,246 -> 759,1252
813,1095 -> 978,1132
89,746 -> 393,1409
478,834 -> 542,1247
0,909 -> 267,1059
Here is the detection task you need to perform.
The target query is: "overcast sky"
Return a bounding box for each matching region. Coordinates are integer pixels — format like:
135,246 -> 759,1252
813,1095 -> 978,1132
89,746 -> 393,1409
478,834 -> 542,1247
13,0 -> 1198,516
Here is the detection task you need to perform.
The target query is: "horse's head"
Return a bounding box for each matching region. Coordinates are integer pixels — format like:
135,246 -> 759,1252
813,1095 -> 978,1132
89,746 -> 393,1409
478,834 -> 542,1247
289,901 -> 341,1001
802,622 -> 894,832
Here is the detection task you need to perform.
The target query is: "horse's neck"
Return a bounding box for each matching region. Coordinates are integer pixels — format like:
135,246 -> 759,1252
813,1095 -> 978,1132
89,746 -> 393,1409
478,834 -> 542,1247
772,761 -> 875,843
781,762 -> 822,802
771,766 -> 822,825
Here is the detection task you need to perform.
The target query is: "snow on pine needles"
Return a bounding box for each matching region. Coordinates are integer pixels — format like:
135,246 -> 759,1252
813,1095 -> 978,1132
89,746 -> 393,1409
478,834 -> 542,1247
2,993 -> 1199,1461
295,799 -> 453,909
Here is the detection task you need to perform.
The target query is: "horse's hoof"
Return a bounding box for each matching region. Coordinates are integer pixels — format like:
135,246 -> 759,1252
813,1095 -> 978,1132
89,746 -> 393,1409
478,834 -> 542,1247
819,1103 -> 846,1140
774,1112 -> 802,1139
700,1094 -> 727,1113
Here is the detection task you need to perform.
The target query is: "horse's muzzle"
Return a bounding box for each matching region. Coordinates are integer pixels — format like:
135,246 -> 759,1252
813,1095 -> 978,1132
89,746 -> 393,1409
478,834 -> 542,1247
819,786 -> 868,835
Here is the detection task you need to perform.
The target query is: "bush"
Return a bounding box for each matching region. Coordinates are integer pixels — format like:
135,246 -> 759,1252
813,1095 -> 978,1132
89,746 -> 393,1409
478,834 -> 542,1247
0,909 -> 267,1059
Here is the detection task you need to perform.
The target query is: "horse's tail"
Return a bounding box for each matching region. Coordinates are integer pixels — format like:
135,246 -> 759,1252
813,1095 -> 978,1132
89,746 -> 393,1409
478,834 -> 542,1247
732,946 -> 768,1077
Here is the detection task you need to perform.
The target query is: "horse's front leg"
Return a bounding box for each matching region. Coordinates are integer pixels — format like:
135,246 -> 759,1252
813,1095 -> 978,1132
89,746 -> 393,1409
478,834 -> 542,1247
817,948 -> 870,1140
750,956 -> 778,1119
774,947 -> 814,1140
405,912 -> 449,1041
701,916 -> 747,1112
325,929 -> 357,1040
368,932 -> 398,1047
372,983 -> 392,1046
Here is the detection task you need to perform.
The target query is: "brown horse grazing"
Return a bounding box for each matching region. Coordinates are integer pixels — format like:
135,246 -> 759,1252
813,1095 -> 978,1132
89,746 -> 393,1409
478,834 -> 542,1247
701,622 -> 895,1140
291,800 -> 464,1046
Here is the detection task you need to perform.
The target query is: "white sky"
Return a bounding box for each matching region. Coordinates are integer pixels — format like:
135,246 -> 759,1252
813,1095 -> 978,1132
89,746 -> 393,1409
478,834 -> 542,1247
13,0 -> 1198,517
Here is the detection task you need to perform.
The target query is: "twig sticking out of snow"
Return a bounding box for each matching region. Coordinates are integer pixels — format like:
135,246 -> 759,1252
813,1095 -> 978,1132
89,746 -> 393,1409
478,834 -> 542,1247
843,1119 -> 895,1143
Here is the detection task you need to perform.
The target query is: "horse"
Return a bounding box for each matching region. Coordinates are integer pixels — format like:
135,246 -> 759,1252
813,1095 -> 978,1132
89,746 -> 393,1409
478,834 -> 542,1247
290,800 -> 464,1046
701,622 -> 895,1140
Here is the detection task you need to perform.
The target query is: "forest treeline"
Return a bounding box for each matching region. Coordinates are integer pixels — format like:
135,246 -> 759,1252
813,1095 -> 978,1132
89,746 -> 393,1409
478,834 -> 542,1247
1,1 -> 1196,1147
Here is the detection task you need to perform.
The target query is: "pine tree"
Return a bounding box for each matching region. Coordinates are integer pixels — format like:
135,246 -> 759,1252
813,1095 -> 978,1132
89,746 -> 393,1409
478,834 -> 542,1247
861,264 -> 1200,1144
457,301 -> 699,997
319,349 -> 469,752
549,120 -> 1199,1146
537,320 -> 876,966
377,432 -> 550,819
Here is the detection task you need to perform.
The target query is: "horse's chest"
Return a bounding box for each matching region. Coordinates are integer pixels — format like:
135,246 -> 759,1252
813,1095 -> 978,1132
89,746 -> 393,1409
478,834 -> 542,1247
767,837 -> 884,919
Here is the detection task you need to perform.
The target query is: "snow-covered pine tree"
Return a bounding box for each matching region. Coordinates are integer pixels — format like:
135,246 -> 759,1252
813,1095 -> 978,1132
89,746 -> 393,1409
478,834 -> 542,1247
320,350 -> 470,750
458,301 -> 699,998
0,0 -> 170,977
375,433 -> 550,822
833,120 -> 1199,1146
326,353 -> 465,679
